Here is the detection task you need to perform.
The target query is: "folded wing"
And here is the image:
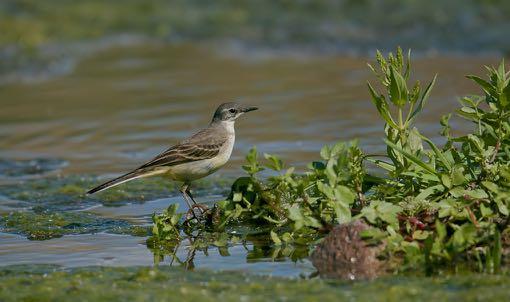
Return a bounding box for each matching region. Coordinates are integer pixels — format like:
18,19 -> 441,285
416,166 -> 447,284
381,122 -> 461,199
87,127 -> 227,194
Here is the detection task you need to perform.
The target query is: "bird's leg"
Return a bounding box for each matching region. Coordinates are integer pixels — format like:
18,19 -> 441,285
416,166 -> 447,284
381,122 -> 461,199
184,234 -> 198,270
186,186 -> 209,215
185,186 -> 198,205
180,183 -> 198,220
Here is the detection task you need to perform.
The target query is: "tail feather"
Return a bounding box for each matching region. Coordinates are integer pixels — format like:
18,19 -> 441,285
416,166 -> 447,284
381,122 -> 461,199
87,168 -> 155,195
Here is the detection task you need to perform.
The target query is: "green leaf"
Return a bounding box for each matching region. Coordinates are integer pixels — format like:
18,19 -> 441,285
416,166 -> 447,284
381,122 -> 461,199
400,171 -> 440,182
440,113 -> 452,137
418,133 -> 452,171
449,187 -> 488,199
288,204 -> 303,227
436,220 -> 447,241
360,200 -> 401,229
264,153 -> 284,171
409,74 -> 437,121
451,166 -> 467,186
502,81 -> 510,108
404,48 -> 411,79
466,75 -> 494,95
246,147 -> 258,164
335,185 -> 356,205
270,230 -> 282,245
415,184 -> 445,201
367,82 -> 399,128
366,157 -> 395,172
482,181 -> 499,192
233,192 -> 243,202
281,232 -> 292,243
441,174 -> 452,189
320,145 -> 331,160
360,205 -> 377,224
317,182 -> 335,200
242,147 -> 265,175
330,141 -> 346,157
389,66 -> 408,107
408,127 -> 423,153
360,228 -> 387,241
377,201 -> 401,228
304,216 -> 323,229
332,202 -> 351,224
450,223 -> 477,251
385,139 -> 438,175
413,230 -> 431,240
480,203 -> 493,217
496,199 -> 509,216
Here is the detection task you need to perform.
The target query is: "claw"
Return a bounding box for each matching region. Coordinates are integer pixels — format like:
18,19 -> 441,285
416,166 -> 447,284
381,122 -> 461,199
185,204 -> 209,222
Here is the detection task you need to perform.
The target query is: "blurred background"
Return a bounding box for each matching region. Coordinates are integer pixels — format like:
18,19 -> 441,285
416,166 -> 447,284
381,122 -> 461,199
1,0 -> 509,177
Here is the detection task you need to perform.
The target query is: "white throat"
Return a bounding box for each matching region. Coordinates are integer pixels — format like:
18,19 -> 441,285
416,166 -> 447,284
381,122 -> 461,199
221,120 -> 236,135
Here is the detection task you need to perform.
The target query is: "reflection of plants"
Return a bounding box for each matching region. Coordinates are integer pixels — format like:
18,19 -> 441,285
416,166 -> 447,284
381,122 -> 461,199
150,49 -> 510,273
147,143 -> 365,263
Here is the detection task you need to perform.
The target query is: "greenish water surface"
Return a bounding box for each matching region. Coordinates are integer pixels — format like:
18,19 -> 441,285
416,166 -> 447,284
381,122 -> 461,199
1,265 -> 509,301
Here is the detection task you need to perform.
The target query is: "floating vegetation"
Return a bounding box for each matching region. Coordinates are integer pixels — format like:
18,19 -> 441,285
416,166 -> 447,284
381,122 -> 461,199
1,265 -> 510,301
0,175 -> 231,210
0,210 -> 147,240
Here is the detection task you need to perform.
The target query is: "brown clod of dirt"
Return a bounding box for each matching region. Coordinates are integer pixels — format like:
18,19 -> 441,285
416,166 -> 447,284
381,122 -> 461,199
311,220 -> 385,280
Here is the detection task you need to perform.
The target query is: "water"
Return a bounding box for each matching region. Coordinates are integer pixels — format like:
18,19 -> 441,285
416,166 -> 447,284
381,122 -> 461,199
0,44 -> 497,173
0,43 -> 501,276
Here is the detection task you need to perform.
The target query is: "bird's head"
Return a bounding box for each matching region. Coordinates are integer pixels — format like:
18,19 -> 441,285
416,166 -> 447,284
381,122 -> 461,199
211,102 -> 258,123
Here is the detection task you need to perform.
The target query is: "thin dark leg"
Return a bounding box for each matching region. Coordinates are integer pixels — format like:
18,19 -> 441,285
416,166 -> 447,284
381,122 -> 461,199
186,187 -> 198,205
180,183 -> 197,219
186,186 -> 208,215
181,183 -> 208,221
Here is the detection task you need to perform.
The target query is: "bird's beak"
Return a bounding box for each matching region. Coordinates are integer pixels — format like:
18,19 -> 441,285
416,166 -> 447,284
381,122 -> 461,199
241,106 -> 258,113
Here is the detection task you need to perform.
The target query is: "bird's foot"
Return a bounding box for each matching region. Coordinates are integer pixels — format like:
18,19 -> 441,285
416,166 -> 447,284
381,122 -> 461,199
184,204 -> 209,223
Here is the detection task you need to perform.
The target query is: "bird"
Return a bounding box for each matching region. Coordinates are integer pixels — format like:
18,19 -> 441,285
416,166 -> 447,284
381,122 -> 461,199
86,102 -> 258,218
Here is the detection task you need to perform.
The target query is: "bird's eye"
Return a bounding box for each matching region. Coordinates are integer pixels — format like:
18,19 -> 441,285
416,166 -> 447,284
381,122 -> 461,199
229,108 -> 236,113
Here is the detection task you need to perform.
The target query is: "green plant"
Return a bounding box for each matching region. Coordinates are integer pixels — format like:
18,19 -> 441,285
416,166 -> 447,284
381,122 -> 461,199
362,52 -> 510,271
149,48 -> 510,274
147,204 -> 182,249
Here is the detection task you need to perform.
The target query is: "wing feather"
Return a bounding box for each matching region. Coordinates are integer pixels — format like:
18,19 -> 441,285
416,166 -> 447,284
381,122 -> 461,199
137,126 -> 228,170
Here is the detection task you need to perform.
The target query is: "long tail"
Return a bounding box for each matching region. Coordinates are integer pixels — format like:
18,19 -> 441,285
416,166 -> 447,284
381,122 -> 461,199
86,168 -> 159,195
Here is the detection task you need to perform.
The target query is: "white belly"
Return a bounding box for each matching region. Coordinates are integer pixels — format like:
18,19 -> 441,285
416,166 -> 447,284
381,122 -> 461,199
165,134 -> 235,182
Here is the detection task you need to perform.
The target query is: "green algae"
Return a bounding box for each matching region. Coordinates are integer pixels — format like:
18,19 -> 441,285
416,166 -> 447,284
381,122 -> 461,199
0,265 -> 509,301
0,174 -> 231,210
0,210 -> 147,240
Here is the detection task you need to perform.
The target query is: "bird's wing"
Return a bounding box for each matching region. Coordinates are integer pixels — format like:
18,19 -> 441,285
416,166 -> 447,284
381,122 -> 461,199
86,126 -> 228,194
137,127 -> 227,169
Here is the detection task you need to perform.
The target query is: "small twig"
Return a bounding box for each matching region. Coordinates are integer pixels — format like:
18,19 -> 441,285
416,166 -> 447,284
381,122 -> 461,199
357,190 -> 366,206
466,206 -> 479,228
489,140 -> 501,163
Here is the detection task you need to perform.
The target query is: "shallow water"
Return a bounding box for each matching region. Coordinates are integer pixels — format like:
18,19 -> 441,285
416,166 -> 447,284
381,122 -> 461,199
0,195 -> 314,277
0,44 -> 498,175
0,43 -> 502,276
